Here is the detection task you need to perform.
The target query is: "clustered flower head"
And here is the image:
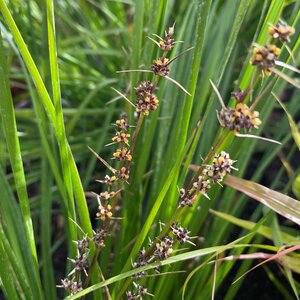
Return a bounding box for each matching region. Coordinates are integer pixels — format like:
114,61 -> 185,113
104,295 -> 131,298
113,147 -> 132,161
269,21 -> 295,43
132,248 -> 148,280
250,21 -> 296,77
217,103 -> 262,134
159,26 -> 175,51
150,57 -> 170,76
179,151 -> 236,207
171,222 -> 193,244
126,284 -> 151,300
135,81 -> 159,115
58,278 -> 82,296
116,166 -> 130,181
153,236 -> 174,260
96,203 -> 113,221
58,235 -> 91,295
92,228 -> 108,248
250,44 -> 281,76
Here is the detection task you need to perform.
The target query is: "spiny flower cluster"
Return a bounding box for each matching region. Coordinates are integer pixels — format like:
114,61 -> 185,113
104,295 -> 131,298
179,151 -> 236,207
68,237 -> 89,277
58,278 -> 82,296
126,284 -> 151,300
269,21 -> 295,43
58,236 -> 89,295
150,57 -> 170,76
250,44 -> 281,76
250,21 -> 295,76
131,223 -> 194,282
158,26 -> 175,51
135,81 -> 159,115
153,236 -> 174,260
217,103 -> 262,134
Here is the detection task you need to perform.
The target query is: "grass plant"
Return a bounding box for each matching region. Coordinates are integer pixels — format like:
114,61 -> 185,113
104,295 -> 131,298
0,1 -> 299,299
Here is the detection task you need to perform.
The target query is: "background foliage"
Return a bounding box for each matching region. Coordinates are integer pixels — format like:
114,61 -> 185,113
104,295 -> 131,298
0,0 -> 299,299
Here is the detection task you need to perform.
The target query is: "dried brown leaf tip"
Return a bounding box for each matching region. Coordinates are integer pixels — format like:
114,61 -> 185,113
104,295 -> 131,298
250,44 -> 281,76
269,21 -> 295,43
217,103 -> 262,135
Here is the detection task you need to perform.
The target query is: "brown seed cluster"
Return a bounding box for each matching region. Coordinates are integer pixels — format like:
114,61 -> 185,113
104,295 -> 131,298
150,57 -> 170,76
217,103 -> 262,134
135,81 -> 159,115
250,44 -> 281,76
269,22 -> 295,43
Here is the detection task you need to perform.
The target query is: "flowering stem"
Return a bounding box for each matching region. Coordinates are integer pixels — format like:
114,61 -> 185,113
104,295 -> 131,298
187,129 -> 229,190
129,113 -> 145,159
82,247 -> 101,291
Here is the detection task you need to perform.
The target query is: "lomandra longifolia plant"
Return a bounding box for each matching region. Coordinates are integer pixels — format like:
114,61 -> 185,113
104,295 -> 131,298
58,18 -> 299,298
1,1 -> 300,300
58,25 -> 193,297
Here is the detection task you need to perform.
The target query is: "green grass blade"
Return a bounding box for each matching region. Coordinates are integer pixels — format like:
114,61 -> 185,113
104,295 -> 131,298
41,155 -> 56,300
46,0 -> 77,251
0,30 -> 43,298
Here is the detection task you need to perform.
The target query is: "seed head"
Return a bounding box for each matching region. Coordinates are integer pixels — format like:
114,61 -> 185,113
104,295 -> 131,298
269,22 -> 295,43
58,278 -> 82,296
76,236 -> 89,252
217,103 -> 261,134
250,44 -> 281,76
192,176 -> 211,194
178,189 -> 194,207
99,191 -> 116,201
135,81 -> 159,115
98,174 -> 117,185
113,147 -> 132,161
171,222 -> 192,244
150,57 -> 170,76
135,81 -> 155,97
68,252 -> 89,277
153,236 -> 174,260
159,26 -> 175,51
115,166 -> 130,181
115,118 -> 129,131
136,94 -> 159,115
96,204 -> 113,221
203,151 -> 236,184
112,131 -> 131,145
92,228 -> 107,248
